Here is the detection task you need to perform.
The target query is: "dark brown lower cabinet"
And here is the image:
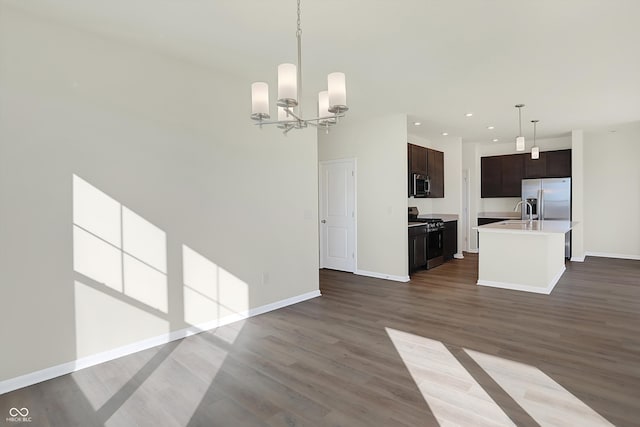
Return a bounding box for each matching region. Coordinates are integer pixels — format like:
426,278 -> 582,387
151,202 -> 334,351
408,226 -> 428,273
477,218 -> 505,226
410,221 -> 457,274
443,220 -> 458,261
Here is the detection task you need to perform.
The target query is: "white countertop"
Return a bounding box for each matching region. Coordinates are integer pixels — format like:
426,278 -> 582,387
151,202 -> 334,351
408,222 -> 428,228
417,213 -> 459,222
477,211 -> 521,219
475,220 -> 577,235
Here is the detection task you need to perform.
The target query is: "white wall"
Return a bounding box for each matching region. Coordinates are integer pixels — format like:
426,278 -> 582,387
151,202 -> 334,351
318,114 -> 408,280
583,122 -> 640,259
462,136 -> 572,250
0,7 -> 319,382
571,130 -> 585,261
408,135 -> 464,256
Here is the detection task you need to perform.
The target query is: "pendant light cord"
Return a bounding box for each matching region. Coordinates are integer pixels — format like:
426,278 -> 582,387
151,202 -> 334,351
518,106 -> 522,137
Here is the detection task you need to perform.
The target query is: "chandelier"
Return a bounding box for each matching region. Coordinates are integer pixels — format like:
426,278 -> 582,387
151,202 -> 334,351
250,0 -> 348,134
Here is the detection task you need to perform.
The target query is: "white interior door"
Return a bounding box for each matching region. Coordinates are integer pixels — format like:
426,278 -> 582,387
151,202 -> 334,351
319,159 -> 356,272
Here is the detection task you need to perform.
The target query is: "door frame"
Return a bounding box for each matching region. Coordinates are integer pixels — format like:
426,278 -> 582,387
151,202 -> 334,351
318,158 -> 357,272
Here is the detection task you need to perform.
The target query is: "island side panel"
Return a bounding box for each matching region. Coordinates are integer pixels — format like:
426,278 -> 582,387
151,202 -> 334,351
477,231 -> 566,294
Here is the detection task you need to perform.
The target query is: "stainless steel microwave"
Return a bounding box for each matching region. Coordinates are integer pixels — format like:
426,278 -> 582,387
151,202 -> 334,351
411,173 -> 430,197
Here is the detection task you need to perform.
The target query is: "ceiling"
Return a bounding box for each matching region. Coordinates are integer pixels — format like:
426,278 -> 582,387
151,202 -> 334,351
4,0 -> 640,143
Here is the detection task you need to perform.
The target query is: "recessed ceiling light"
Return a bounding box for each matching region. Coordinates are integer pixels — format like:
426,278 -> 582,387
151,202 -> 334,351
492,138 -> 499,142
442,132 -> 449,136
487,126 -> 495,130
465,113 -> 473,117
413,122 -> 422,126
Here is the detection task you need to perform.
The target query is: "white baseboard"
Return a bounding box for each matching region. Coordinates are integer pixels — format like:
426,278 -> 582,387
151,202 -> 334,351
570,255 -> 585,262
466,249 -> 479,254
477,266 -> 565,295
0,290 -> 321,395
355,269 -> 410,283
584,251 -> 640,261
454,253 -> 465,259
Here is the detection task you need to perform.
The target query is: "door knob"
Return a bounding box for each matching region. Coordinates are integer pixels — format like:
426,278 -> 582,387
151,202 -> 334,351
321,220 -> 326,223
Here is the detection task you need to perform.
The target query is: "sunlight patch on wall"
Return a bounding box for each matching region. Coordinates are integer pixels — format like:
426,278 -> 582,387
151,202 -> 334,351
73,174 -> 121,247
122,206 -> 167,274
73,174 -> 170,360
73,226 -> 123,292
73,174 -> 168,312
218,266 -> 249,318
74,280 -> 168,359
182,244 -> 248,332
123,254 -> 168,312
71,175 -> 249,424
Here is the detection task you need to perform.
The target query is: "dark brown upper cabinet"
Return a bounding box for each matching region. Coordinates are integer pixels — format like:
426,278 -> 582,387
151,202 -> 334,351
546,149 -> 572,177
427,148 -> 444,198
408,144 -> 444,198
524,151 -> 548,178
501,154 -> 524,196
480,156 -> 502,198
482,149 -> 572,198
524,149 -> 571,179
481,154 -> 523,198
409,144 -> 427,176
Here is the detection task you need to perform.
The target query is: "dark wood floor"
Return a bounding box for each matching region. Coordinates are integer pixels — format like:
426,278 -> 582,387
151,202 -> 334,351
1,254 -> 639,426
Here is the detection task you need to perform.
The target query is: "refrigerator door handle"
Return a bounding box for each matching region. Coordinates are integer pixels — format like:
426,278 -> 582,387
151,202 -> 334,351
538,188 -> 544,220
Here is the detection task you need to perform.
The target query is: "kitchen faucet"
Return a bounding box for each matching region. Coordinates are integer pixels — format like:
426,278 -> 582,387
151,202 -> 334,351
514,200 -> 534,221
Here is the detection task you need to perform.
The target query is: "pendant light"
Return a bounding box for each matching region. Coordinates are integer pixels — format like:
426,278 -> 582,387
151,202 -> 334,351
531,119 -> 540,159
515,104 -> 525,151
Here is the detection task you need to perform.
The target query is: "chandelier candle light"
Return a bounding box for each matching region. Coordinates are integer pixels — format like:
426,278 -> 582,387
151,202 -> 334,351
531,119 -> 540,159
515,104 -> 525,151
250,0 -> 348,133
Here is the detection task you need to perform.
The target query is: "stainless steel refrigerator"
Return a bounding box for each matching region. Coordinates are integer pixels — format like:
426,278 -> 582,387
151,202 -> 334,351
521,177 -> 572,258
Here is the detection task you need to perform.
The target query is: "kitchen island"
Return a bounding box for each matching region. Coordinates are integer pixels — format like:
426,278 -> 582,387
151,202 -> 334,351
475,220 -> 576,294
